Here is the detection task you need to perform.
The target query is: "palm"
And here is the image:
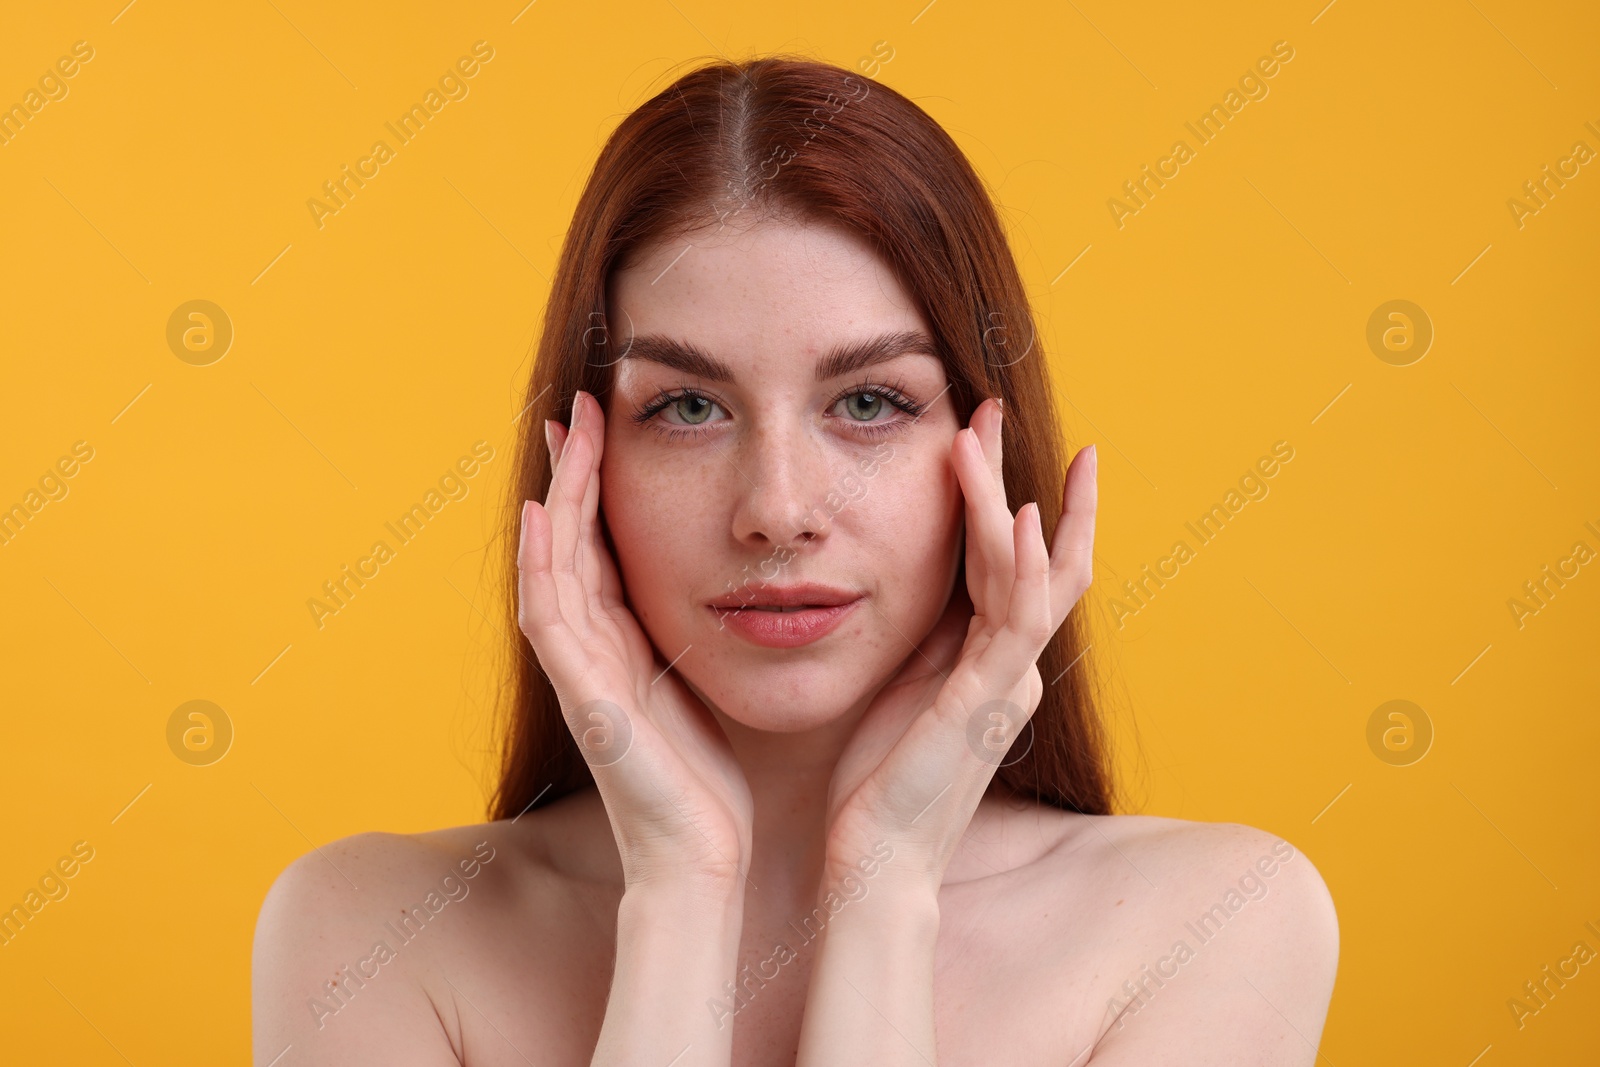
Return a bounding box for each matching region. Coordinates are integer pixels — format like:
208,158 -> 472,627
520,392 -> 754,887
821,398 -> 1095,887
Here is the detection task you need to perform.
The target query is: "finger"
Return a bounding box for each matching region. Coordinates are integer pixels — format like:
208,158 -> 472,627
574,392 -> 608,615
571,396 -> 627,615
544,393 -> 595,632
954,501 -> 1051,710
517,498 -> 583,672
958,399 -> 1003,590
980,398 -> 1004,494
953,423 -> 1016,621
544,418 -> 568,467
1048,444 -> 1097,624
1002,501 -> 1054,657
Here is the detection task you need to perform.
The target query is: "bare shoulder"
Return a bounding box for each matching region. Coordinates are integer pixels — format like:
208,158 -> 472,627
1068,812 -> 1335,905
1049,813 -> 1339,1065
250,818 -> 548,1066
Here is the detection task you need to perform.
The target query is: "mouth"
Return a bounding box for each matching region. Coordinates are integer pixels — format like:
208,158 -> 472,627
736,603 -> 845,613
707,582 -> 862,612
707,583 -> 864,648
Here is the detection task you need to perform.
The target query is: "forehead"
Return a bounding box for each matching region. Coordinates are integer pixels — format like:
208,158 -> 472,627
607,216 -> 931,368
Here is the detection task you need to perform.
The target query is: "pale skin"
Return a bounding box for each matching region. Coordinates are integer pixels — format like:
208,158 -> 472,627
252,216 -> 1338,1066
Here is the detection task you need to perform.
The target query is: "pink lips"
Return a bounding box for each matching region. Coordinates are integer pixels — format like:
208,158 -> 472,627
707,582 -> 864,649
710,600 -> 861,648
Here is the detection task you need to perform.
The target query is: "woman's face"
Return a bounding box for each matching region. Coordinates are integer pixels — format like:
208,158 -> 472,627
600,214 -> 965,732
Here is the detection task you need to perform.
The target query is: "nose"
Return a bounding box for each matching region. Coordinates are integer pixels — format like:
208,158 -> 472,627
727,421 -> 835,552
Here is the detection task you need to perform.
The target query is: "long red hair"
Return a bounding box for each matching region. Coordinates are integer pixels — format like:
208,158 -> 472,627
489,54 -> 1116,821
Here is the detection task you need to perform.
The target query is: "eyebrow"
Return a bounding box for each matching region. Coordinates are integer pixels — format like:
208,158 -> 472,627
618,329 -> 940,383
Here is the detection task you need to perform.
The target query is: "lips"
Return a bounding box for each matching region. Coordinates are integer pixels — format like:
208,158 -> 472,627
707,581 -> 862,610
708,582 -> 864,649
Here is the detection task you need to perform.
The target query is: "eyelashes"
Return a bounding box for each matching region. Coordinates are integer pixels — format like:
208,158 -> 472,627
627,376 -> 930,441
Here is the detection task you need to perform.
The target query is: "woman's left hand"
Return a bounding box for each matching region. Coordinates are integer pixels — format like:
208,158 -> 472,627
819,397 -> 1098,896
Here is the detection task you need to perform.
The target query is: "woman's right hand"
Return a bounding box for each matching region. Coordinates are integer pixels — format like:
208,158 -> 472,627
517,388 -> 754,896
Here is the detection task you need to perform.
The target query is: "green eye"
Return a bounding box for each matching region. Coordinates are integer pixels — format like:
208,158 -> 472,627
842,393 -> 883,420
674,395 -> 714,424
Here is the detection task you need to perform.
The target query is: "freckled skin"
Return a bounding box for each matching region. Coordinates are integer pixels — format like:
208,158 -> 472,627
255,216 -> 1335,1067
598,215 -> 965,734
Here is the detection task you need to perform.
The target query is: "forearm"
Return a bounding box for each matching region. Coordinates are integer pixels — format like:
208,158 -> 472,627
794,885 -> 942,1065
591,883 -> 745,1067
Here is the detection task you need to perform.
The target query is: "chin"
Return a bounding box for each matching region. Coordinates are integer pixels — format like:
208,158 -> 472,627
683,659 -> 867,734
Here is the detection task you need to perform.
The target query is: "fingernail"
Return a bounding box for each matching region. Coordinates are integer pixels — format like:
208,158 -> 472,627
544,419 -> 558,462
572,390 -> 586,432
1086,444 -> 1097,473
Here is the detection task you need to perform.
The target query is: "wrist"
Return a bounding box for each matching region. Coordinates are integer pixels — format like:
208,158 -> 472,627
619,878 -> 745,929
623,857 -> 747,901
823,839 -> 944,904
815,860 -> 942,933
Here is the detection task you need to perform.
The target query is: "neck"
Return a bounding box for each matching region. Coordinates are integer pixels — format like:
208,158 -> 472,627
712,704 -> 861,921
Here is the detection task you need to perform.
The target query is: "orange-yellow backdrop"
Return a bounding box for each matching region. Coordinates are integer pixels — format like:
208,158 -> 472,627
1,0 -> 1596,1063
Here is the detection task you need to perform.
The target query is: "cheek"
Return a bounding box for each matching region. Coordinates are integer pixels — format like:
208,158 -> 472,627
599,442 -> 717,611
858,446 -> 963,571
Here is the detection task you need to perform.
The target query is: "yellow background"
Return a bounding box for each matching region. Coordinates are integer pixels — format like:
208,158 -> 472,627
2,0 -> 1596,1062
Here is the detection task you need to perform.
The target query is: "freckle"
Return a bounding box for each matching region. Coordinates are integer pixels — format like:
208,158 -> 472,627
1115,899 -> 1124,906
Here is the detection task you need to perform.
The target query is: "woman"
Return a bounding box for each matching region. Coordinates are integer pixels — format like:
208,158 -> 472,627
253,55 -> 1338,1066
